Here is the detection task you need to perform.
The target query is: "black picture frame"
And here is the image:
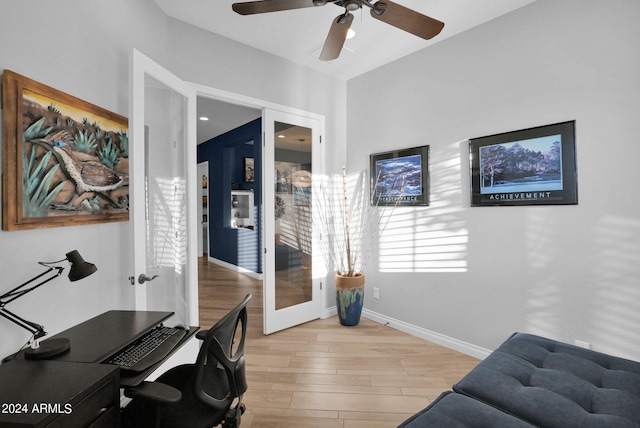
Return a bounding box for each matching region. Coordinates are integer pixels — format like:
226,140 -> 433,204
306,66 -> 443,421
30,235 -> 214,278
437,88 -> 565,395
470,121 -> 577,207
370,145 -> 429,206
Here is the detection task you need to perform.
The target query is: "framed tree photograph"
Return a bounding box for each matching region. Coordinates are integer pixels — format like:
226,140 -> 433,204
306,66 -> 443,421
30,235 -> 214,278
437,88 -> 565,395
370,145 -> 429,206
470,121 -> 578,207
2,70 -> 129,230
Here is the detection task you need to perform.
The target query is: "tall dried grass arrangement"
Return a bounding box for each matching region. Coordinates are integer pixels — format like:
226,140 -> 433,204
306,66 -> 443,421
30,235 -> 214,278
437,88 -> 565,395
314,167 -> 404,277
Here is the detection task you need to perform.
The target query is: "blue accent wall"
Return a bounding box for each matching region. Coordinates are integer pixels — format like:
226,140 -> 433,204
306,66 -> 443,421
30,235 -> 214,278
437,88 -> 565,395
197,118 -> 262,274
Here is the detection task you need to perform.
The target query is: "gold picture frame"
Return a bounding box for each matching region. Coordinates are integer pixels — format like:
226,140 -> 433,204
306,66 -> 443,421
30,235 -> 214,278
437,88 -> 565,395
2,70 -> 129,230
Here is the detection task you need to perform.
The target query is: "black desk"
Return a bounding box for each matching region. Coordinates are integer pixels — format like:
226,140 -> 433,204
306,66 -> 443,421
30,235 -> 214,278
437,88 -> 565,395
0,310 -> 199,427
41,310 -> 198,386
48,310 -> 178,364
0,359 -> 119,427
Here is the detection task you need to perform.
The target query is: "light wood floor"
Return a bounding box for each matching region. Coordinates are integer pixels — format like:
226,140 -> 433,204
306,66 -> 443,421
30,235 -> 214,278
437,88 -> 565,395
198,258 -> 480,428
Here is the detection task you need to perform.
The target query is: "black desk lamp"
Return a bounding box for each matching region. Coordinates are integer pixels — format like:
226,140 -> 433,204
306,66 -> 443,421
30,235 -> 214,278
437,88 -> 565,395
0,250 -> 97,359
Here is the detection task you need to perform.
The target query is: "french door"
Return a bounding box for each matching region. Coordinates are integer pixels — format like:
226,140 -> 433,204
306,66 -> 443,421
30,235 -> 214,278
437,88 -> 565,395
130,49 -> 199,327
263,108 -> 323,334
131,56 -> 325,335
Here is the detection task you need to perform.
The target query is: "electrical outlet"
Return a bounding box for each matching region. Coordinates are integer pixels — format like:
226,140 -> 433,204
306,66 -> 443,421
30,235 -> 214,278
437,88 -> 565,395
373,287 -> 380,300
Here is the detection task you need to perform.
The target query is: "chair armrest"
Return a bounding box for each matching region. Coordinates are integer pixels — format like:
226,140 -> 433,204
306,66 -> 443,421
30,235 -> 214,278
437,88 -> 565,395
124,381 -> 182,404
196,329 -> 208,341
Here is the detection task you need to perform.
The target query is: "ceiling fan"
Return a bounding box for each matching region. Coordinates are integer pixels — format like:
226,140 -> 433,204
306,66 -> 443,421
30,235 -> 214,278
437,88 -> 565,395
231,0 -> 445,61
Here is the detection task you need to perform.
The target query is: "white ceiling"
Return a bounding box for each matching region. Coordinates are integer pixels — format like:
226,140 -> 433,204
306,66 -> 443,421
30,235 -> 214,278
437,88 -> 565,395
196,97 -> 261,143
154,0 -> 535,81
158,0 -> 537,142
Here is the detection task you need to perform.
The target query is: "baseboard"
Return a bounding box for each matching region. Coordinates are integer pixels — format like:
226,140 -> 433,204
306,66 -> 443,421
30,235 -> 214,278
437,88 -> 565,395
208,257 -> 264,280
322,306 -> 337,319
361,308 -> 491,360
202,265 -> 488,359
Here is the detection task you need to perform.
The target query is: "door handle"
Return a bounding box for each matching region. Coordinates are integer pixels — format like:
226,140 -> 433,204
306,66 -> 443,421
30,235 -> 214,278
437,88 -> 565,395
129,274 -> 160,285
138,274 -> 159,284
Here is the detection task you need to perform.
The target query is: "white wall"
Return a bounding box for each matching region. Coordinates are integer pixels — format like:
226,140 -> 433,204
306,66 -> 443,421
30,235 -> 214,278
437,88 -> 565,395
0,0 -> 347,359
0,0 -> 167,359
347,0 -> 640,360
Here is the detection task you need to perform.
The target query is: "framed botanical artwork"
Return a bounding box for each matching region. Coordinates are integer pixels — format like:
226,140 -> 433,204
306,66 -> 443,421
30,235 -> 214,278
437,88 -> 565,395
2,70 -> 129,230
470,121 -> 577,207
244,157 -> 254,182
370,145 -> 429,206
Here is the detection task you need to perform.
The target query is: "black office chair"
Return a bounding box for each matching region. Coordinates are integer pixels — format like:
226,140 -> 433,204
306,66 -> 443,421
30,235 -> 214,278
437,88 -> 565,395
122,294 -> 252,428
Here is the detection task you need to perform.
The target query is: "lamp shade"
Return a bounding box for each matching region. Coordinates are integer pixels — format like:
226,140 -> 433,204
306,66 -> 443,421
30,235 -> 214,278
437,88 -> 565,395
66,250 -> 97,282
290,170 -> 312,188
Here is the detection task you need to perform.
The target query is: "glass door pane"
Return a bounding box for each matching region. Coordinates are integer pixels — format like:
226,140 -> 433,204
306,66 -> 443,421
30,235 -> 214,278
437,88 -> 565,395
142,74 -> 189,324
274,121 -> 313,310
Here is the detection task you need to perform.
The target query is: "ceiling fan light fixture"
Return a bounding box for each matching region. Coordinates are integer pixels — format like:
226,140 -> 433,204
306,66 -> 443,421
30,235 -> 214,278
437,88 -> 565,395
343,0 -> 361,12
232,0 -> 445,60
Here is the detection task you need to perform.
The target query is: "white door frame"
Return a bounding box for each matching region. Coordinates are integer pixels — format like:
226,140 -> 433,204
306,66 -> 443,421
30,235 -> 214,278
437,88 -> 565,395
190,82 -> 327,333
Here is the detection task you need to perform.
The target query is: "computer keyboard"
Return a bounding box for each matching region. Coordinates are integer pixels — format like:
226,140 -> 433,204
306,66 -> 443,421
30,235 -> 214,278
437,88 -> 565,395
106,326 -> 186,372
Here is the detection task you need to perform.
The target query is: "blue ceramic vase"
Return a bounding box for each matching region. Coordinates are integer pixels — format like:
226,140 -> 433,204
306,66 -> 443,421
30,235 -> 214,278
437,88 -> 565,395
335,273 -> 365,326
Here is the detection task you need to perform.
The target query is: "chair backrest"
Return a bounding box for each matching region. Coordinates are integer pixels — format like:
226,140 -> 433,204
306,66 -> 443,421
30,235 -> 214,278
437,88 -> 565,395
193,294 -> 251,408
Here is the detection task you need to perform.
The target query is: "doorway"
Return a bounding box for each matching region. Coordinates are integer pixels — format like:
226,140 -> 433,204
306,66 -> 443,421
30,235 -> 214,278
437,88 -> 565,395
195,88 -> 326,335
196,95 -> 261,327
196,96 -> 262,277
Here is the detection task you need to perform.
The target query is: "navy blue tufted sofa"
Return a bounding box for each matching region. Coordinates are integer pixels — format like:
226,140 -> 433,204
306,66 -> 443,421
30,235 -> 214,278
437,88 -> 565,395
399,332 -> 640,427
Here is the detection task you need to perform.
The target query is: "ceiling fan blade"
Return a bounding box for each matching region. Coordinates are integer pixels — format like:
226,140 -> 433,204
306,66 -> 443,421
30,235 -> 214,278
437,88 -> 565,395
319,13 -> 354,61
232,0 -> 321,15
370,0 -> 444,40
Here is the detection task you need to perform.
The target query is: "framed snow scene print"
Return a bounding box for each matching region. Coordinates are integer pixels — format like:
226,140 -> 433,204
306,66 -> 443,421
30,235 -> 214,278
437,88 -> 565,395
2,70 -> 129,230
470,121 -> 577,207
370,145 -> 429,207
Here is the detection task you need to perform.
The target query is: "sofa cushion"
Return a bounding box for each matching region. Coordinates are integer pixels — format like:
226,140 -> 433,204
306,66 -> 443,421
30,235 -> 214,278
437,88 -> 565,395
453,333 -> 640,428
398,391 -> 536,428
